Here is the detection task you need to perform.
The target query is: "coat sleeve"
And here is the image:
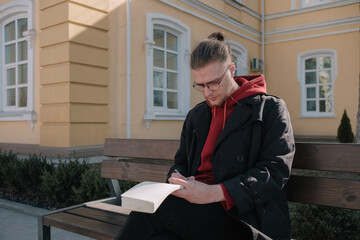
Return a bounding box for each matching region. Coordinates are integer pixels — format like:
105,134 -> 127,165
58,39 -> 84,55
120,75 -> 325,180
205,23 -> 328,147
167,110 -> 192,180
222,97 -> 295,216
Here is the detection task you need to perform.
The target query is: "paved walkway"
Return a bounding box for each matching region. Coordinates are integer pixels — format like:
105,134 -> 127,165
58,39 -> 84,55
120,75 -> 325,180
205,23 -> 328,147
0,199 -> 93,240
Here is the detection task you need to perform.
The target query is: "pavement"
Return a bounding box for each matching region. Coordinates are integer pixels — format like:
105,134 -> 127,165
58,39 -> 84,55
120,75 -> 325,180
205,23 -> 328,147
0,198 -> 94,240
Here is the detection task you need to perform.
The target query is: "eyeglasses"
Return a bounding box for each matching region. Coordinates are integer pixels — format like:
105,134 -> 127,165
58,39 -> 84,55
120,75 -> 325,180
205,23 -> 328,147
193,66 -> 230,92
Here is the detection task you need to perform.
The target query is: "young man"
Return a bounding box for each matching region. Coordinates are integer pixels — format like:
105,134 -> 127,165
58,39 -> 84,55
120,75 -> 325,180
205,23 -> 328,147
116,32 -> 295,240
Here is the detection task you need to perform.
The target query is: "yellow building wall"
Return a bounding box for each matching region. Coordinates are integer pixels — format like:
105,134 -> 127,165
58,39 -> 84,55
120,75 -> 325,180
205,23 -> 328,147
39,0 -> 109,147
108,0 -> 261,140
265,2 -> 359,138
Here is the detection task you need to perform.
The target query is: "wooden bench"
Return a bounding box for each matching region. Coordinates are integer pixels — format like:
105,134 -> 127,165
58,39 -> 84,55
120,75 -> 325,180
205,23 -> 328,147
38,138 -> 360,240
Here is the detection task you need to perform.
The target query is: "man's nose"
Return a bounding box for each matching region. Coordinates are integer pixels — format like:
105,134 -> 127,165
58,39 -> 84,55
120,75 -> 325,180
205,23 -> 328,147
204,86 -> 212,96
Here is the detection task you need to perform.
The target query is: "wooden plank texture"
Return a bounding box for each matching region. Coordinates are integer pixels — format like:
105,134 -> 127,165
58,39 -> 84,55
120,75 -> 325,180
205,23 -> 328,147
104,138 -> 179,160
286,175 -> 360,209
101,160 -> 171,182
293,143 -> 360,172
43,212 -> 120,240
67,207 -> 128,226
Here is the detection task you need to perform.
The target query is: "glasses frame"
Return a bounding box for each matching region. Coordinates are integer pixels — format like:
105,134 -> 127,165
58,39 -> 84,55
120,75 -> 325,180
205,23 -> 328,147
193,65 -> 230,92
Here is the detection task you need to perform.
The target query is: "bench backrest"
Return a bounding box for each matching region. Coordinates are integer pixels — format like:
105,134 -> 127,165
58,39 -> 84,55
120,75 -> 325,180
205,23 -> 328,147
101,138 -> 360,210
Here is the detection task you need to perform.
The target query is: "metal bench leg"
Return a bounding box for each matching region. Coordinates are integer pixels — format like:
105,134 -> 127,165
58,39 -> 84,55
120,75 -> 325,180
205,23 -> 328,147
38,215 -> 51,240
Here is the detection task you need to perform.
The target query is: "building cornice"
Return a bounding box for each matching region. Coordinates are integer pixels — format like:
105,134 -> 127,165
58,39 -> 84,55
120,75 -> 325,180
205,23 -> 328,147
266,16 -> 360,37
265,0 -> 359,20
224,0 -> 261,20
159,0 -> 261,43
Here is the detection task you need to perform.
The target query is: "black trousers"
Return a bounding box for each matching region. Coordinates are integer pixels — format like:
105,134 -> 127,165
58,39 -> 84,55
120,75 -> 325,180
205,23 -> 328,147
115,195 -> 255,240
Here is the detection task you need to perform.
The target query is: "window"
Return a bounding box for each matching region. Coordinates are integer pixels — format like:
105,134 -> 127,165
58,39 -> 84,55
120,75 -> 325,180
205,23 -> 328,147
144,14 -> 191,128
153,29 -> 179,110
301,0 -> 338,8
3,17 -> 28,109
0,0 -> 36,129
227,40 -> 248,76
298,50 -> 337,117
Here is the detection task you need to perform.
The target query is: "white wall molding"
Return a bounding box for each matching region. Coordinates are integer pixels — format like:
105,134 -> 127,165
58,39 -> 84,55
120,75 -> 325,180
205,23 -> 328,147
266,28 -> 359,45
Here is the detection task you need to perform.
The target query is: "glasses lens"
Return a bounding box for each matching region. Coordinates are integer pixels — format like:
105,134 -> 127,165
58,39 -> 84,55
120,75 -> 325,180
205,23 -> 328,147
208,83 -> 220,91
193,84 -> 204,91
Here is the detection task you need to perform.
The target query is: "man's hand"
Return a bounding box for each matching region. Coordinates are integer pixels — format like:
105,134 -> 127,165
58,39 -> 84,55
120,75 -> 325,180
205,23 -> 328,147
169,172 -> 225,204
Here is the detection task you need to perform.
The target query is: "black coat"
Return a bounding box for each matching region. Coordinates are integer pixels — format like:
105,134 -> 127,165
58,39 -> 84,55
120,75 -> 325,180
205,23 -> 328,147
168,94 -> 295,240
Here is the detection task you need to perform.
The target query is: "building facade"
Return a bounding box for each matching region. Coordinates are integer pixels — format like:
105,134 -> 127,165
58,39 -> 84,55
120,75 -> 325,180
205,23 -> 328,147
0,0 -> 359,157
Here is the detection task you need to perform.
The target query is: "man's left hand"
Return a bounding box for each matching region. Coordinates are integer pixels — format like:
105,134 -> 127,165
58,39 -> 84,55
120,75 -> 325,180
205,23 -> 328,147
169,173 -> 225,204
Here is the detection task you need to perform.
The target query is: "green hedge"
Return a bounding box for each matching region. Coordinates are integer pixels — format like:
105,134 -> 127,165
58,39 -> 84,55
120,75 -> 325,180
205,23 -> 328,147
290,203 -> 360,239
0,151 -> 109,208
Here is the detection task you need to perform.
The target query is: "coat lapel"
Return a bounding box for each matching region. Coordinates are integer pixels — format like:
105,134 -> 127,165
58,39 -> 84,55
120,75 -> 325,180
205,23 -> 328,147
216,95 -> 262,148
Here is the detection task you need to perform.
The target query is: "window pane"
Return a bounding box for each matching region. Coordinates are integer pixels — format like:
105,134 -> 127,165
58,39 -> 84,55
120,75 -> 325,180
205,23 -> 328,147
5,21 -> 15,42
306,101 -> 316,111
5,44 -> 16,64
319,70 -> 331,83
18,87 -> 27,107
153,90 -> 163,107
7,89 -> 16,106
167,72 -> 178,90
305,72 -> 316,84
319,85 -> 332,98
18,41 -> 28,61
7,68 -> 16,86
167,33 -> 177,51
305,58 -> 316,70
18,64 -> 28,84
306,87 -> 316,98
319,56 -> 331,69
153,71 -> 163,88
154,29 -> 164,48
18,18 -> 28,39
167,52 -> 177,70
153,49 -> 164,68
167,92 -> 178,109
320,100 -> 332,112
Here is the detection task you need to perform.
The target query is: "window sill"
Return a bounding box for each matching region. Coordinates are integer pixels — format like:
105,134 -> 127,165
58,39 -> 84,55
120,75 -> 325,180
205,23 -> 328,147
299,114 -> 336,119
0,111 -> 37,130
144,112 -> 187,129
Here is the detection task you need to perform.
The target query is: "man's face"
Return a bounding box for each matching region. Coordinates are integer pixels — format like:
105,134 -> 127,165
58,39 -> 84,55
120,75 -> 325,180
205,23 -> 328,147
192,61 -> 235,106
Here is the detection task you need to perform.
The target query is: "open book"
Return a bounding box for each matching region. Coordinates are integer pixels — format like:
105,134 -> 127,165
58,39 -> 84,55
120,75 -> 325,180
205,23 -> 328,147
121,181 -> 183,213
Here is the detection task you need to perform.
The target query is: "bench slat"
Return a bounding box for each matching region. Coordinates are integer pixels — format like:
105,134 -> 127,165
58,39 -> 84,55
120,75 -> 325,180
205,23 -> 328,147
293,143 -> 360,173
67,207 -> 128,226
104,138 -> 179,160
286,175 -> 360,209
43,211 -> 120,240
101,160 -> 171,182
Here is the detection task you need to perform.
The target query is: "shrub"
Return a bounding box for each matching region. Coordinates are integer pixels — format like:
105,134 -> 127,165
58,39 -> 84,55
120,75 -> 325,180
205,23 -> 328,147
73,168 -> 110,203
41,159 -> 89,207
337,109 -> 354,143
0,151 -> 18,188
291,203 -> 360,240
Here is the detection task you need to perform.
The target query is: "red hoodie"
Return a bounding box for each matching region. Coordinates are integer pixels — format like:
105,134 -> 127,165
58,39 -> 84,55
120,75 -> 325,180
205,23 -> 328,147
195,74 -> 267,210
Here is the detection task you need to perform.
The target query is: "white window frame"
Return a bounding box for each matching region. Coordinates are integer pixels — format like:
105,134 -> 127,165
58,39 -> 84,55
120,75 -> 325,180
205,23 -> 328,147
144,13 -> 191,129
227,40 -> 248,76
0,0 -> 36,130
301,0 -> 338,8
297,49 -> 337,118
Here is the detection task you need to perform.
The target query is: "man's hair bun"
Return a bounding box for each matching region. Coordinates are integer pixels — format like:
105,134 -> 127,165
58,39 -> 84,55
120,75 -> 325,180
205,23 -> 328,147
207,32 -> 225,42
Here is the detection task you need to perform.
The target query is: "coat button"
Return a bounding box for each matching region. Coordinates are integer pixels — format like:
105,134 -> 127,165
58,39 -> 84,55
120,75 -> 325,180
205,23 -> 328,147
236,155 -> 244,162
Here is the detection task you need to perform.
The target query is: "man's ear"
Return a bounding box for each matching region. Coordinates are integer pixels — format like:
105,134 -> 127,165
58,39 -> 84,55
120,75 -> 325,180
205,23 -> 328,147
230,62 -> 236,77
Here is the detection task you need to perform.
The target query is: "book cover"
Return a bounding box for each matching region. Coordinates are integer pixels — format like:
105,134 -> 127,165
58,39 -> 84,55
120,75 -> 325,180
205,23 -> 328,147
121,181 -> 183,213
